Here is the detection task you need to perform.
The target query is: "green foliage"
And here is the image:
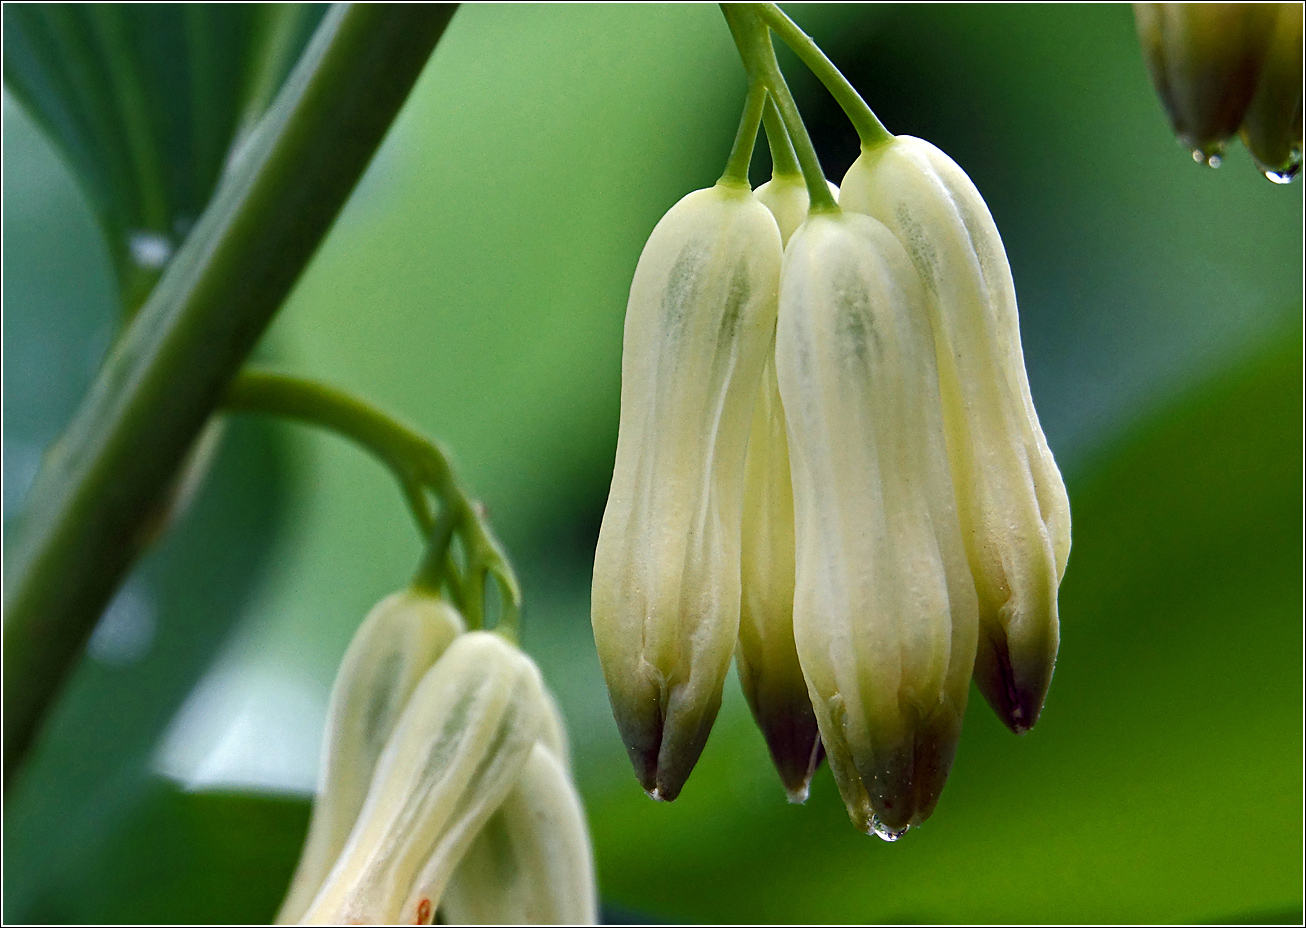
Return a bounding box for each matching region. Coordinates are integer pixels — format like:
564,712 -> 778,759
1,3 -> 324,312
2,3 -> 1301,924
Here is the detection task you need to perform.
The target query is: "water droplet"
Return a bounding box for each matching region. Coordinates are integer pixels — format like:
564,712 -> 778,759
1258,150 -> 1301,184
869,815 -> 909,842
129,230 -> 174,270
1189,147 -> 1223,168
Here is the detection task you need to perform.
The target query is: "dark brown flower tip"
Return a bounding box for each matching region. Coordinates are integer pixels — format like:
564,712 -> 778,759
610,677 -> 723,803
973,627 -> 1055,735
853,708 -> 965,838
747,691 -> 824,803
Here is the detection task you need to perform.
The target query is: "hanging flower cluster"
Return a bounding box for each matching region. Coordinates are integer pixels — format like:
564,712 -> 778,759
278,590 -> 596,924
591,4 -> 1071,840
1134,2 -> 1303,181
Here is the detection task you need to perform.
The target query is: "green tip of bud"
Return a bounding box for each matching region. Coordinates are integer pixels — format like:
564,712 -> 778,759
608,679 -> 722,804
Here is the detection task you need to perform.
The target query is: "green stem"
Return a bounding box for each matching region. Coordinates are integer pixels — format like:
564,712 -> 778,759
2,3 -> 459,793
762,96 -> 800,177
224,372 -> 442,536
720,79 -> 767,185
222,371 -> 521,641
728,6 -> 836,211
757,3 -> 893,148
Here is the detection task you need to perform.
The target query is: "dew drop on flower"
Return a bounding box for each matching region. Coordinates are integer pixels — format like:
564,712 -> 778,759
869,815 -> 910,842
1259,149 -> 1302,184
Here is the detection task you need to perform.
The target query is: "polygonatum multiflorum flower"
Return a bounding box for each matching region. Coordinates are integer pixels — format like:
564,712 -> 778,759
591,181 -> 782,802
281,591 -> 596,925
593,3 -> 1074,840
775,206 -> 979,837
735,171 -> 838,802
1134,2 -> 1303,180
841,136 -> 1072,736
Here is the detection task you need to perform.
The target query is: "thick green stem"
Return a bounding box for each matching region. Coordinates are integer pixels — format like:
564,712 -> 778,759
757,3 -> 893,148
762,96 -> 800,177
2,3 -> 458,792
222,371 -> 521,641
720,79 -> 767,185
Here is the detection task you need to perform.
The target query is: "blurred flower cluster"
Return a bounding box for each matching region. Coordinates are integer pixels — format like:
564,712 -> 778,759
278,590 -> 596,925
592,119 -> 1070,839
1134,2 -> 1303,180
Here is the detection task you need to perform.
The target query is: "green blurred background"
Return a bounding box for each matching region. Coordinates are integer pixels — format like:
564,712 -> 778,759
3,4 -> 1301,923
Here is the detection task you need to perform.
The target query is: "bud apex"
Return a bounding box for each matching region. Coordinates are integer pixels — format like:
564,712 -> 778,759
277,591 -> 464,925
592,183 -> 782,801
300,632 -> 543,924
775,210 -> 978,835
1133,2 -> 1280,165
1240,3 -> 1304,182
840,136 -> 1071,734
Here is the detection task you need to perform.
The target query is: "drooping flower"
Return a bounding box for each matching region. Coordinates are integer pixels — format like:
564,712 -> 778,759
735,172 -> 837,802
1239,2 -> 1305,182
775,206 -> 979,837
278,590 -> 465,925
281,593 -> 596,925
840,136 -> 1071,734
592,181 -> 782,801
1132,2 -> 1287,169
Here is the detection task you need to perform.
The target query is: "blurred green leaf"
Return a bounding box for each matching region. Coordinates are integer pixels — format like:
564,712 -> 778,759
2,2 -> 325,312
2,416 -> 296,924
13,780 -> 311,925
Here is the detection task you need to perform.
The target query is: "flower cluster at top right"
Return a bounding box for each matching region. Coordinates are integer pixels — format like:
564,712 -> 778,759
592,125 -> 1072,841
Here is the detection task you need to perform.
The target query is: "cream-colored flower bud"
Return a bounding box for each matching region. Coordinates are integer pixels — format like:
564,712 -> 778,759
592,182 -> 782,801
300,632 -> 543,925
775,209 -> 978,838
439,743 -> 598,925
754,174 -> 839,243
735,173 -> 837,802
277,591 -> 465,925
839,136 -> 1071,734
1134,2 -> 1280,165
439,675 -> 595,924
1240,2 -> 1304,182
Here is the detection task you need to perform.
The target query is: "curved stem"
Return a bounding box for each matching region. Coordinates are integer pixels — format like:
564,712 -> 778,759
224,371 -> 441,535
762,96 -> 800,177
754,25 -> 838,210
757,3 -> 893,148
722,5 -> 835,210
222,371 -> 521,642
1,4 -> 459,793
720,79 -> 767,185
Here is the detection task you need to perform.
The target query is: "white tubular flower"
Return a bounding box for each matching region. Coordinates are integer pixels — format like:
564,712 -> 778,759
775,209 -> 978,838
735,173 -> 837,802
440,743 -> 598,925
277,590 -> 465,925
840,137 -> 1071,735
299,632 -> 545,925
592,181 -> 783,801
